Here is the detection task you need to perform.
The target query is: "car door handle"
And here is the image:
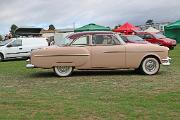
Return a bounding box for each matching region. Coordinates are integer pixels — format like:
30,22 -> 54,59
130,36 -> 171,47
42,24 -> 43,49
19,48 -> 22,50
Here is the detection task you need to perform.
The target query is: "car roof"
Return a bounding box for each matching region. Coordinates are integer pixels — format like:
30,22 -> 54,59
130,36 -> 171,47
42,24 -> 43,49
68,31 -> 115,39
74,31 -> 114,34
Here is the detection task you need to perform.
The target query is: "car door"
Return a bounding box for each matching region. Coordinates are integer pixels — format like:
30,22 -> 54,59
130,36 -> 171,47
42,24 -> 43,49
5,39 -> 23,58
70,35 -> 92,68
91,34 -> 126,68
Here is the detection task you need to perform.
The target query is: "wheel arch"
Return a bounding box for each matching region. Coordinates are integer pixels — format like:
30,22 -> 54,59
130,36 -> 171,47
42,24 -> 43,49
0,52 -> 4,59
138,54 -> 161,68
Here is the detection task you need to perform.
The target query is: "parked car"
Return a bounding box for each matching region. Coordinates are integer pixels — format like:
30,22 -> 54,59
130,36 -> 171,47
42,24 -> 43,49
27,31 -> 171,76
120,35 -> 149,44
0,37 -> 48,61
136,32 -> 176,49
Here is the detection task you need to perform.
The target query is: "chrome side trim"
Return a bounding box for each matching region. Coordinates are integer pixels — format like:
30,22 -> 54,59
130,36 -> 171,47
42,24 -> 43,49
34,54 -> 90,57
104,51 -> 125,53
127,51 -> 165,53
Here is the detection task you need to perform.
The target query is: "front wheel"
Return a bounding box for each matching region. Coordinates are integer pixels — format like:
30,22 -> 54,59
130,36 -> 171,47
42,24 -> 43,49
54,66 -> 73,77
140,57 -> 160,75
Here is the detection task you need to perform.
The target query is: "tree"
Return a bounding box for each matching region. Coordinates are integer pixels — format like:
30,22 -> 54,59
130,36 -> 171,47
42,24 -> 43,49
10,24 -> 18,37
48,24 -> 55,30
146,19 -> 154,26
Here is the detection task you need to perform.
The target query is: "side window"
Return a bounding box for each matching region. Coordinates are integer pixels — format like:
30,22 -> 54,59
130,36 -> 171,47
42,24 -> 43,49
72,36 -> 89,46
137,34 -> 145,39
8,40 -> 22,47
92,35 -> 118,45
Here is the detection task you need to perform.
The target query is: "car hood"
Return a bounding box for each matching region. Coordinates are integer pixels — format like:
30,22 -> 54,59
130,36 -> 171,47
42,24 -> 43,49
0,46 -> 4,50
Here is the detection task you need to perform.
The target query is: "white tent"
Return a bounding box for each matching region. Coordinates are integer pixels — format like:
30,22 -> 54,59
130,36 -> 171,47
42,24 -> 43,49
144,27 -> 160,33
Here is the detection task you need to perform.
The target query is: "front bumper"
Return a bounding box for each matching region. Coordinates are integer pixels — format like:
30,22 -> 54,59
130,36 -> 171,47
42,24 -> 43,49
26,59 -> 34,68
162,57 -> 171,66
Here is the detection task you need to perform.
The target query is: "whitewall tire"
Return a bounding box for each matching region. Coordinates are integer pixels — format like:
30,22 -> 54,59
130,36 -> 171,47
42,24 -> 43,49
54,66 -> 73,77
140,57 -> 160,75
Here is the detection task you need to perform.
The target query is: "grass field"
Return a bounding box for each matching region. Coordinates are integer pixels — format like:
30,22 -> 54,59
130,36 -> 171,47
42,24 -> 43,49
0,45 -> 180,120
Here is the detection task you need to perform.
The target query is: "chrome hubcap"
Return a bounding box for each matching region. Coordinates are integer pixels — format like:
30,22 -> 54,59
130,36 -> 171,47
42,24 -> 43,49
145,60 -> 156,72
57,66 -> 71,73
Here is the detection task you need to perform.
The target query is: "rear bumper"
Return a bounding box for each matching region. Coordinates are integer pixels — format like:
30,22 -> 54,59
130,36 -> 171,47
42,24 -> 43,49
162,57 -> 171,66
26,59 -> 34,68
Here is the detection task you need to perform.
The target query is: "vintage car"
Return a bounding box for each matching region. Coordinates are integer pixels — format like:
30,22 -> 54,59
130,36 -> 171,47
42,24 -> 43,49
26,31 -> 171,77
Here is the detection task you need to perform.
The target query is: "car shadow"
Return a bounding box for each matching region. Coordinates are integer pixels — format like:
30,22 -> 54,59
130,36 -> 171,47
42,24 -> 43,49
2,58 -> 27,62
73,70 -> 137,77
27,71 -> 56,78
27,69 -> 147,78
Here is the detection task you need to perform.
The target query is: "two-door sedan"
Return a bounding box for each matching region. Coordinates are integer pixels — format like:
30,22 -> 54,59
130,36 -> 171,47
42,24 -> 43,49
26,31 -> 171,77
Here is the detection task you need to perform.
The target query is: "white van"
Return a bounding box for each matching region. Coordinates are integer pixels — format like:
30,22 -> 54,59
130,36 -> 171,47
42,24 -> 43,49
0,37 -> 48,61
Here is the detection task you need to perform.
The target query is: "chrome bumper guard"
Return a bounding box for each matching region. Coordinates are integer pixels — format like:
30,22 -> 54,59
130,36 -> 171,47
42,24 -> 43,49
26,59 -> 34,68
162,57 -> 171,66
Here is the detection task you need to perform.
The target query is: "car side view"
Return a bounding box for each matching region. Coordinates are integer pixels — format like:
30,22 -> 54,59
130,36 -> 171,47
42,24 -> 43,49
26,31 -> 171,77
136,32 -> 176,49
0,38 -> 48,61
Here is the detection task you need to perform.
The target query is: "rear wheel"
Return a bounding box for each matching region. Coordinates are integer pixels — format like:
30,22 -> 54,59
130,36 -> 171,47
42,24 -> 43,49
0,54 -> 4,62
54,66 -> 73,77
140,57 -> 160,75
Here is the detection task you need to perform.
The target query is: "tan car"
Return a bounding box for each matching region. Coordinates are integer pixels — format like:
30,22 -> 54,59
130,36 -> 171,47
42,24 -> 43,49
26,31 -> 171,77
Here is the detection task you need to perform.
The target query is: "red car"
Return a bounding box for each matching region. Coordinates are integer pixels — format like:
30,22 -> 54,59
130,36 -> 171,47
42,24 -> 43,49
136,32 -> 176,49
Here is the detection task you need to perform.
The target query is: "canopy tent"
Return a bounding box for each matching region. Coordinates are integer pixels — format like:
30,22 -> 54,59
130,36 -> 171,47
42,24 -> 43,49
144,27 -> 160,33
165,20 -> 180,43
74,23 -> 111,32
113,22 -> 140,35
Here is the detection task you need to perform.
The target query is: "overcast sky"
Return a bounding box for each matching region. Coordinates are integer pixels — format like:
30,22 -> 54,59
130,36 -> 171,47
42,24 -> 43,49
0,0 -> 180,34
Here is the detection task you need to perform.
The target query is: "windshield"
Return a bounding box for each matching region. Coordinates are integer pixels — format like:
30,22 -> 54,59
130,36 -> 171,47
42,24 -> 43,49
0,40 -> 12,46
153,33 -> 166,39
126,35 -> 144,41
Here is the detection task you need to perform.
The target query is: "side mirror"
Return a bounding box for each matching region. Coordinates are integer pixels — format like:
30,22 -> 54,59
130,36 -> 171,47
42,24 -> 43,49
7,44 -> 12,47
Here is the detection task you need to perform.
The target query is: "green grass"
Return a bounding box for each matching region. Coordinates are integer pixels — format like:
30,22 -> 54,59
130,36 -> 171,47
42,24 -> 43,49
0,45 -> 180,120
